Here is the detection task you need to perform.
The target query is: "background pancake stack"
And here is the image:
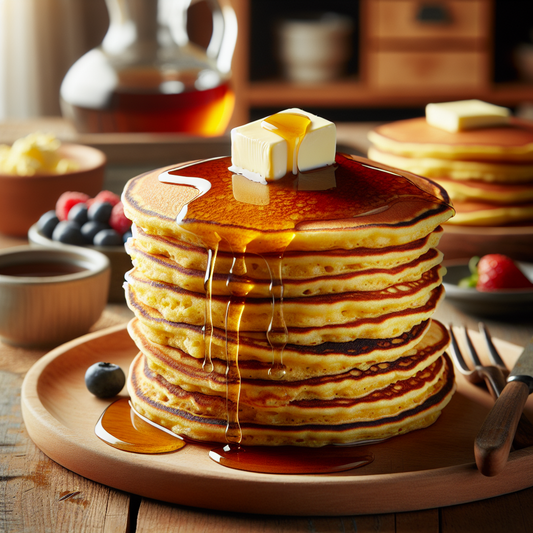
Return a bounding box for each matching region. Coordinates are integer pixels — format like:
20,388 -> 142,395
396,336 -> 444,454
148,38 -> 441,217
368,117 -> 533,226
122,153 -> 456,447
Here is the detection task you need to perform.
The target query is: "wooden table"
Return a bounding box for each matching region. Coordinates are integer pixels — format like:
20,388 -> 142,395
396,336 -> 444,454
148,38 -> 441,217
1,120 -> 533,532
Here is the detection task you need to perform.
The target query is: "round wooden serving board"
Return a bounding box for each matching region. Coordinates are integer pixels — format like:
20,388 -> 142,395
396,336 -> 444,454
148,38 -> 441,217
21,323 -> 533,516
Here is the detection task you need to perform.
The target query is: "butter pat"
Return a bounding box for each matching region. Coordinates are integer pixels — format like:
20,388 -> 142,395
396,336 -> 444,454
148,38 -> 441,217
230,108 -> 336,184
426,100 -> 511,132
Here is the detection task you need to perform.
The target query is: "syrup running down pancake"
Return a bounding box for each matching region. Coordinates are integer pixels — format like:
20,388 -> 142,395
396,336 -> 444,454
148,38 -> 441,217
122,110 -> 455,447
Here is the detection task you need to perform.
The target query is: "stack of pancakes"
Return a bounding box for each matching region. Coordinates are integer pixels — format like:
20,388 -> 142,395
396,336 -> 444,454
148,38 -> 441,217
368,117 -> 533,226
122,153 -> 456,447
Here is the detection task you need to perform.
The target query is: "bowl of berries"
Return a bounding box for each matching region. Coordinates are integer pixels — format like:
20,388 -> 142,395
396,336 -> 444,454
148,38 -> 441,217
28,190 -> 132,302
443,254 -> 533,316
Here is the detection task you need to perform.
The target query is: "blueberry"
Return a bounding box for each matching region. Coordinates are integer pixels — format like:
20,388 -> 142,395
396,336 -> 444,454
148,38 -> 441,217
122,230 -> 132,244
85,362 -> 126,398
68,203 -> 88,226
81,220 -> 110,244
93,228 -> 123,246
52,220 -> 85,245
88,201 -> 113,223
37,210 -> 59,238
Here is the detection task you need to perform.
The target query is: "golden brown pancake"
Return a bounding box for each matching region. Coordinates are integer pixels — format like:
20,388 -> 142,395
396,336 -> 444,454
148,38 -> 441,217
127,350 -> 455,446
368,146 -> 533,183
126,238 -> 444,297
125,287 -> 434,376
131,224 -> 445,280
368,117 -> 533,162
431,176 -> 533,204
122,154 -> 454,252
447,199 -> 533,226
124,265 -> 444,331
122,150 -> 454,446
129,317 -> 450,404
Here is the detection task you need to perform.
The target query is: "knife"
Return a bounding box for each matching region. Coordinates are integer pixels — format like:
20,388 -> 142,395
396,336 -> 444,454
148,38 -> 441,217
475,336 -> 533,477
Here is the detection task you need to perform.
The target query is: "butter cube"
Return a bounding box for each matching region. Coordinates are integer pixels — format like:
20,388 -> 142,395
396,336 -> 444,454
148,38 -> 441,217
230,108 -> 336,184
426,100 -> 511,132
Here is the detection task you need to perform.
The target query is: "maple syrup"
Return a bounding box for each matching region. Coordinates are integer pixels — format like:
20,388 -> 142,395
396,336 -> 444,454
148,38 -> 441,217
0,262 -> 86,277
62,82 -> 234,135
95,398 -> 185,454
209,443 -> 374,474
261,112 -> 311,176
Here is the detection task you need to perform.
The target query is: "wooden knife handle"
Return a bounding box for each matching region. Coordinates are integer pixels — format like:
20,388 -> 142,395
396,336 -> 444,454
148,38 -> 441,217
474,380 -> 530,477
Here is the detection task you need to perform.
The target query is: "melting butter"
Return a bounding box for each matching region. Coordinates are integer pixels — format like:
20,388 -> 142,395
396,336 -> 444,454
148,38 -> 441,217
229,108 -> 336,184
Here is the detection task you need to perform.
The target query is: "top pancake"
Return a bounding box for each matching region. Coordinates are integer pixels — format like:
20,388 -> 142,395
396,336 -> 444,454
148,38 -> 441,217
122,153 -> 454,253
368,117 -> 533,162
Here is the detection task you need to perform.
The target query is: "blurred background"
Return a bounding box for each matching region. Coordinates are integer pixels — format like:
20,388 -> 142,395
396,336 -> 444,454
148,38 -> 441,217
1,0 -> 533,130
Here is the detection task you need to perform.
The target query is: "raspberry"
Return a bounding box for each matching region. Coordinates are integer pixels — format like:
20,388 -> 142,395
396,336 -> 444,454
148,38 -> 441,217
87,190 -> 120,208
56,191 -> 90,221
109,201 -> 131,235
476,254 -> 533,291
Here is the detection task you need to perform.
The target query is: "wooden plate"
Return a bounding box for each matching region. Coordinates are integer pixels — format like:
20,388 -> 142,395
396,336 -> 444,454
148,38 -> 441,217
21,324 -> 533,516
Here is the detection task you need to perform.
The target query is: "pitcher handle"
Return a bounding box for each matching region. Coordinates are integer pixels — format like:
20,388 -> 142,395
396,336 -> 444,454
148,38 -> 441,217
204,0 -> 237,74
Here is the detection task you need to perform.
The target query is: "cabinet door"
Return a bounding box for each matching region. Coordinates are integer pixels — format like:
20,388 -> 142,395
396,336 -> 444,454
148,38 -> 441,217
366,0 -> 491,41
368,51 -> 489,89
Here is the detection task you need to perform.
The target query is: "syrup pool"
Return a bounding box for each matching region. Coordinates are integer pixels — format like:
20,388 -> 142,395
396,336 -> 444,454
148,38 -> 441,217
95,398 -> 185,454
96,398 -> 375,474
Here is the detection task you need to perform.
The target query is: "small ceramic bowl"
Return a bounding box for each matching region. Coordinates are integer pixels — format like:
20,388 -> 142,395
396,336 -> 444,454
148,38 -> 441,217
0,245 -> 110,348
442,260 -> 533,317
0,143 -> 106,237
28,223 -> 131,303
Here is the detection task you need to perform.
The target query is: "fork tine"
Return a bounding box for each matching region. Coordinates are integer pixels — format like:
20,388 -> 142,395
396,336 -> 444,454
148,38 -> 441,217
448,325 -> 472,374
479,322 -> 507,369
463,326 -> 483,367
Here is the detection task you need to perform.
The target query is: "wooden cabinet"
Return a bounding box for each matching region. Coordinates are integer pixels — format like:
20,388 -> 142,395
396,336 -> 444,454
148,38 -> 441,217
229,0 -> 533,127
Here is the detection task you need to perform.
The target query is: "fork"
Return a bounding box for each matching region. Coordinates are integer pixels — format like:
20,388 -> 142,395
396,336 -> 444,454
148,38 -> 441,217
448,323 -> 533,451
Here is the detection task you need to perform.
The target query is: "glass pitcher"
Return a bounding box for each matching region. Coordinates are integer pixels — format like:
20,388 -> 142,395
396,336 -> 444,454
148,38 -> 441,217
60,0 -> 237,135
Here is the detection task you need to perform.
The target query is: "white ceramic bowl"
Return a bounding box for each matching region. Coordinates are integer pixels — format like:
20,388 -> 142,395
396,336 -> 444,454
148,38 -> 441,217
28,223 -> 131,303
0,245 -> 110,348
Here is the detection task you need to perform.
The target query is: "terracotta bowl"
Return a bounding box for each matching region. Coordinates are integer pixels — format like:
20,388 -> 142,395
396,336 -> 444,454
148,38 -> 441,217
0,143 -> 106,237
0,245 -> 110,348
28,223 -> 131,303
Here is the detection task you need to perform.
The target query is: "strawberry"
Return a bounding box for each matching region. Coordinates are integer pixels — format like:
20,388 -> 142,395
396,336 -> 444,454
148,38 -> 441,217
109,201 -> 131,235
56,191 -> 90,221
476,254 -> 533,292
87,190 -> 120,208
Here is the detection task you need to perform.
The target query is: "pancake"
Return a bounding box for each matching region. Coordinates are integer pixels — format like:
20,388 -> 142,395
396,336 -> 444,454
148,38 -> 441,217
131,224 -> 445,280
368,116 -> 533,226
122,154 -> 453,253
122,134 -> 455,447
447,199 -> 533,226
126,287 -> 433,376
368,146 -> 533,183
368,117 -> 533,162
127,350 -> 455,446
129,317 -> 450,404
431,176 -> 533,204
124,265 -> 444,331
126,238 -> 444,297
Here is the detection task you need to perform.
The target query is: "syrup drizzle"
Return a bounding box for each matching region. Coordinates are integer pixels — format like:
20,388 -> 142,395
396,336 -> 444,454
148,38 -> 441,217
261,112 -> 311,176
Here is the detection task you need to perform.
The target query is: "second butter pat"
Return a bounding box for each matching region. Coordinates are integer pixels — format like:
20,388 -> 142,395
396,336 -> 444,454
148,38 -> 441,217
230,108 -> 336,184
425,100 -> 510,133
